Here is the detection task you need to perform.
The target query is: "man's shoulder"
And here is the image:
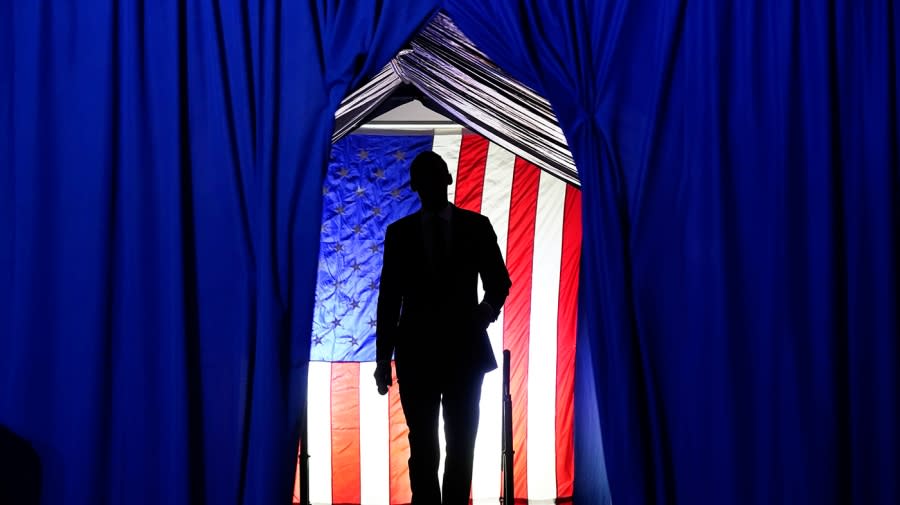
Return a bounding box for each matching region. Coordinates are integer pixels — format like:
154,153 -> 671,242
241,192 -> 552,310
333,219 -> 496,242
386,212 -> 420,233
453,206 -> 491,228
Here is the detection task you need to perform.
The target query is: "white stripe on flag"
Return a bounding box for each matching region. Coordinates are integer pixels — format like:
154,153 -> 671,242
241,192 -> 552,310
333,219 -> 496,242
472,142 -> 516,503
308,362 -> 333,505
527,171 -> 566,500
359,362 -> 390,505
431,132 -> 462,204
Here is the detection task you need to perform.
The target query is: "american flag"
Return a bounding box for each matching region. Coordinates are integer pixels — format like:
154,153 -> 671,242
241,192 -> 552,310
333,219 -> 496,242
297,132 -> 582,504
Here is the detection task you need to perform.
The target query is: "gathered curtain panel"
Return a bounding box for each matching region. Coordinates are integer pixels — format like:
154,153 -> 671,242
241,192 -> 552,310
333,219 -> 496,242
0,2 -> 438,503
444,1 -> 900,504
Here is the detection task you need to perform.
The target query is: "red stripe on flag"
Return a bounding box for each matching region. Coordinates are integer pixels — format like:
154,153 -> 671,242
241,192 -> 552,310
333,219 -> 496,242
294,439 -> 302,504
556,186 -> 581,499
503,157 -> 541,500
454,134 -> 489,212
331,363 -> 361,504
389,363 -> 412,505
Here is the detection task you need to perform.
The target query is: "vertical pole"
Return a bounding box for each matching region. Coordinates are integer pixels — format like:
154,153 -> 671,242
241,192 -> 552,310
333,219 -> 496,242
502,349 -> 515,504
299,404 -> 310,505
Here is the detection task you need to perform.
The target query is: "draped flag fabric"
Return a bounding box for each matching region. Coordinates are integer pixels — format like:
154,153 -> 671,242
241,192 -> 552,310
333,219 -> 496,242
297,132 -> 581,504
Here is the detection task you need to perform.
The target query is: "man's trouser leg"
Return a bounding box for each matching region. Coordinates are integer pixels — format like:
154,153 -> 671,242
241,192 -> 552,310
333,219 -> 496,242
399,377 -> 442,505
441,372 -> 484,505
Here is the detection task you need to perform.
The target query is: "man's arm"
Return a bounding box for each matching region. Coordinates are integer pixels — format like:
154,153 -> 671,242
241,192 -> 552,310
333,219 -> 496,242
477,216 -> 512,323
375,224 -> 402,393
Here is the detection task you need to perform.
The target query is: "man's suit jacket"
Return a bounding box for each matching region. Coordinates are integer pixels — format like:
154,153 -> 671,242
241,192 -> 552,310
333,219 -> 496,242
376,205 -> 512,380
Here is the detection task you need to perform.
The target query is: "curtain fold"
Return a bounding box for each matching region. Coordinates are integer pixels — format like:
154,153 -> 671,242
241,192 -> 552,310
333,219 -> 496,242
332,64 -> 405,142
0,1 -> 438,503
445,1 -> 900,504
330,12 -> 577,185
397,12 -> 577,185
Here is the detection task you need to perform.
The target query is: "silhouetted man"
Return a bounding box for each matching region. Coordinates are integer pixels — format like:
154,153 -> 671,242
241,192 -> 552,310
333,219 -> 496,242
374,151 -> 511,505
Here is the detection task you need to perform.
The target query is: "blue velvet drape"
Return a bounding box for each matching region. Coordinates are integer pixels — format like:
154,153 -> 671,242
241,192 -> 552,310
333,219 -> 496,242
0,2 -> 437,503
446,1 -> 899,504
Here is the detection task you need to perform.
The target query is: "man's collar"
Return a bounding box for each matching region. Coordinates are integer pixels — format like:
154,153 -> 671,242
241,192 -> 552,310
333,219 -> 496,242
421,203 -> 453,222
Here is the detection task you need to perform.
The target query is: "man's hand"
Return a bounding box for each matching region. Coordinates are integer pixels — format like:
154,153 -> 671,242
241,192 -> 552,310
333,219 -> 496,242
474,302 -> 495,331
374,360 -> 392,395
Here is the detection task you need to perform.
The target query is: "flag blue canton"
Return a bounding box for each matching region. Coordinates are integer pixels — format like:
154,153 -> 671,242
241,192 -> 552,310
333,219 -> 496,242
311,134 -> 433,361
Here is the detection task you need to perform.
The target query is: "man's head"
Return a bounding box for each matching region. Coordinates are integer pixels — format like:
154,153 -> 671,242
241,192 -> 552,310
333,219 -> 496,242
409,151 -> 452,212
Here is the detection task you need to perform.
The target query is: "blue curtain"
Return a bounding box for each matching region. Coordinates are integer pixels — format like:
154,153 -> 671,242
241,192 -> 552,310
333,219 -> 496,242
0,1 -> 437,503
445,1 -> 899,504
